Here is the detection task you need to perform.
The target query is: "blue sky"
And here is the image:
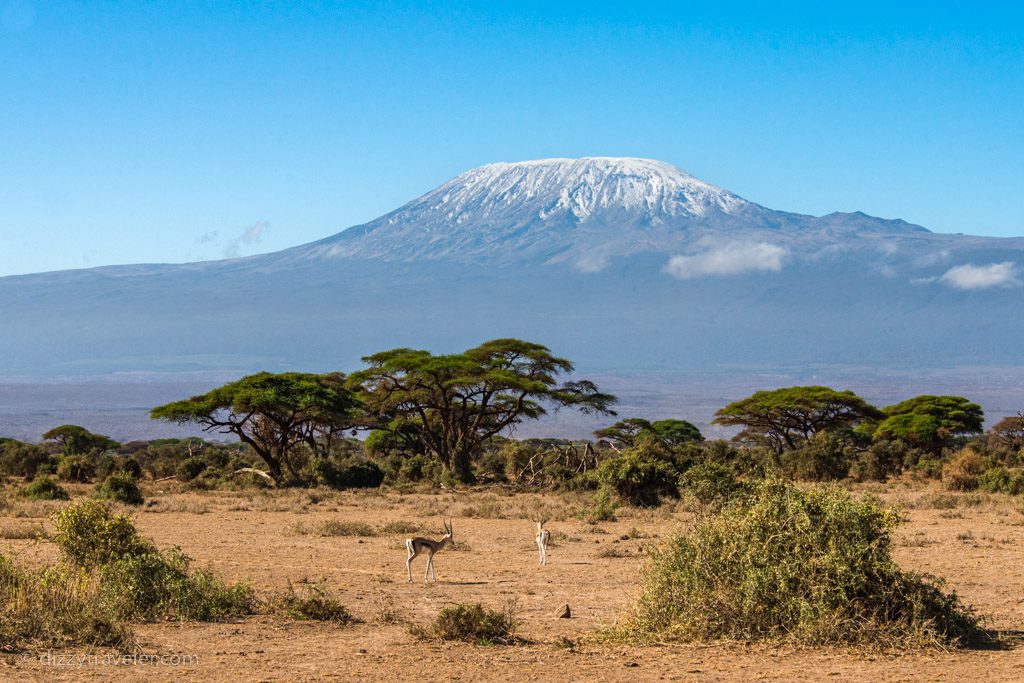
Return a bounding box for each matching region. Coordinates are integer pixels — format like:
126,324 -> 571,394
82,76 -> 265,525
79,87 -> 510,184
1,1 -> 1022,276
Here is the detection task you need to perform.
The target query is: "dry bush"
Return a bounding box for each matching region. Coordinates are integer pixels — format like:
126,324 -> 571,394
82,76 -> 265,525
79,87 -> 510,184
943,449 -> 986,491
0,523 -> 47,540
426,600 -> 519,645
379,520 -> 422,535
269,581 -> 354,623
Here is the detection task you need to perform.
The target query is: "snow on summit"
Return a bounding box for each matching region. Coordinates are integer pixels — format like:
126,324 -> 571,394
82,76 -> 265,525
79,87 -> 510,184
288,156 -> 936,269
434,157 -> 750,222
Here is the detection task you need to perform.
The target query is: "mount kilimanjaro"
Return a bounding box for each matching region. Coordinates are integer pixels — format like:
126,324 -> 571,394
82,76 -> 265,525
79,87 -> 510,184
2,157 -> 1023,381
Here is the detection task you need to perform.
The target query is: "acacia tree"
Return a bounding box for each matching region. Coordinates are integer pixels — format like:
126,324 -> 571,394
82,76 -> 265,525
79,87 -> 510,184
151,372 -> 358,483
348,338 -> 617,482
595,418 -> 703,449
42,425 -> 119,455
991,413 -> 1024,449
713,386 -> 883,456
873,395 -> 984,454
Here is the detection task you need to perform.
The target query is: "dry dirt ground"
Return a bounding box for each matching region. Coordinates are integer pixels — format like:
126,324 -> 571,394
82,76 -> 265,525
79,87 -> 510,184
3,482 -> 1024,682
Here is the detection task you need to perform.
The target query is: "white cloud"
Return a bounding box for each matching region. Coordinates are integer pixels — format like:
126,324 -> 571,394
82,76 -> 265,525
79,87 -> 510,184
939,262 -> 1021,290
224,220 -> 269,258
665,242 -> 787,279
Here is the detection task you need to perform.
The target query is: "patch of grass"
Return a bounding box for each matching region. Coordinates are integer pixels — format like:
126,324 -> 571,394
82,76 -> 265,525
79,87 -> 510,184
271,581 -> 354,623
379,520 -> 422,535
0,524 -> 47,540
429,600 -> 519,645
291,520 -> 378,537
617,477 -> 992,649
0,553 -> 135,651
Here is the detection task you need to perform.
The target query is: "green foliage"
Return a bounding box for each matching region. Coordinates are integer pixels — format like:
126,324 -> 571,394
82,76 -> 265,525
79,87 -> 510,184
42,424 -> 119,455
56,454 -> 95,483
595,417 -> 703,449
51,501 -> 153,568
308,456 -> 384,489
620,478 -> 989,647
430,602 -> 518,645
98,547 -> 256,621
978,467 -> 1024,495
272,582 -> 353,622
151,371 -> 358,483
23,476 -> 70,501
94,472 -> 144,505
50,500 -> 256,622
877,395 -> 984,454
678,461 -> 747,509
597,454 -> 679,507
781,432 -> 855,481
0,441 -> 52,478
176,457 -> 207,482
714,386 -> 883,455
349,338 -> 616,482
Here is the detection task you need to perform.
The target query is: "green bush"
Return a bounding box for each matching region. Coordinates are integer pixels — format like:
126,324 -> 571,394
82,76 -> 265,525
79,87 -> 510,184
56,455 -> 95,483
398,454 -> 435,482
620,478 -> 990,648
271,582 -> 353,622
978,466 -> 1024,495
94,472 -> 144,505
51,500 -> 153,567
23,476 -> 70,501
0,442 -> 52,478
430,601 -> 518,645
98,547 -> 256,621
597,454 -> 679,507
176,457 -> 207,482
678,461 -> 747,509
781,432 -> 853,481
336,458 -> 385,488
51,500 -> 256,622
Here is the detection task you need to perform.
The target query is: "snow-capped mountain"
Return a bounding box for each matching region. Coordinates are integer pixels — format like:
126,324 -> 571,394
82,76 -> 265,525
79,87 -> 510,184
1,157 -> 1023,386
278,157 -> 929,270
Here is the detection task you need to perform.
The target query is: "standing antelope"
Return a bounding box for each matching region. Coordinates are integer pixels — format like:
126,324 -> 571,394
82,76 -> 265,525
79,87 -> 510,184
535,520 -> 551,565
405,519 -> 453,583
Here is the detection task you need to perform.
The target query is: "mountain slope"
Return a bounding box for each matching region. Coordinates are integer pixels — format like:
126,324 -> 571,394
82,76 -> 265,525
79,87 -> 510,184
0,157 -> 1022,382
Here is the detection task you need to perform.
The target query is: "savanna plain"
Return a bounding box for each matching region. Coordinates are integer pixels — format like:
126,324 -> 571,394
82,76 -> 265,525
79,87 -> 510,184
3,482 -> 1024,682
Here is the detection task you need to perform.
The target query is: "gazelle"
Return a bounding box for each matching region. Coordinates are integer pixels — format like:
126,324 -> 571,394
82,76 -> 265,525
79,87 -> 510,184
535,520 -> 551,565
405,519 -> 453,583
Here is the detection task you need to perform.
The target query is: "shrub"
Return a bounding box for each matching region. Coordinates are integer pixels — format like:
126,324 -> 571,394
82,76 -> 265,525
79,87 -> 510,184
176,457 -> 207,482
271,582 -> 353,622
679,461 -> 747,509
95,453 -> 118,481
120,457 -> 143,479
98,547 -> 256,621
56,455 -> 95,483
94,472 -> 144,505
942,449 -> 986,491
781,432 -> 853,481
581,487 -> 619,522
430,601 -> 518,645
619,478 -> 990,648
51,500 -> 153,567
51,500 -> 256,621
597,454 -> 679,507
336,458 -> 385,489
0,442 -> 52,478
23,476 -> 70,501
0,553 -> 134,650
978,466 -> 1024,495
398,454 -> 435,482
